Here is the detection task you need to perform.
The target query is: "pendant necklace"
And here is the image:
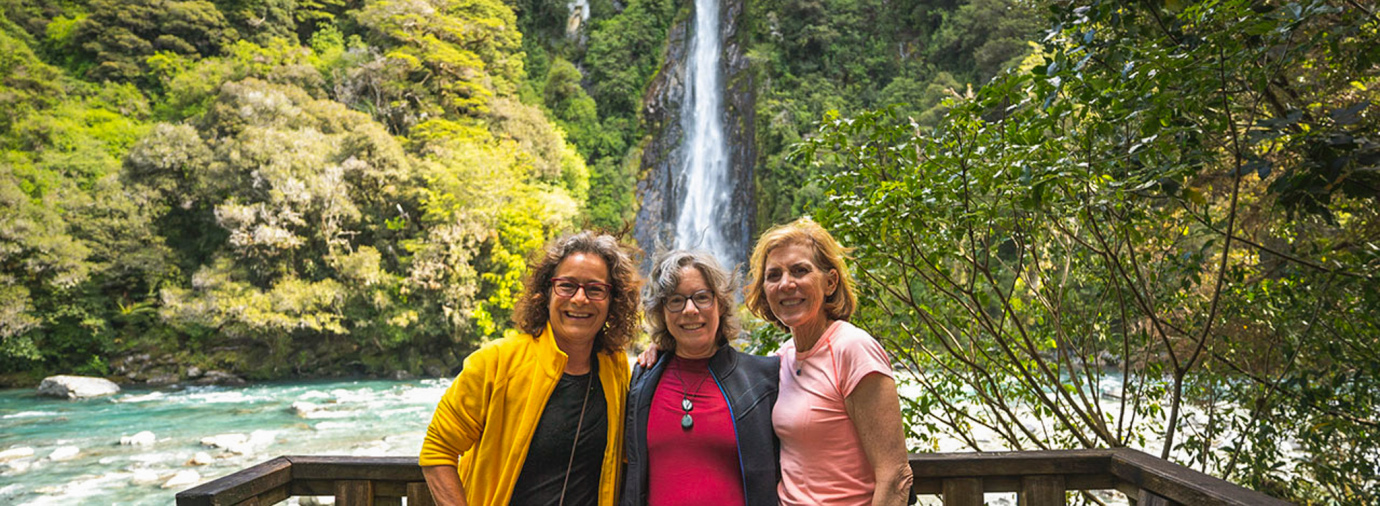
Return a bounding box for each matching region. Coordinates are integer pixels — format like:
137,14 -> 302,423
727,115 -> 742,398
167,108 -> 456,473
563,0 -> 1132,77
671,358 -> 713,430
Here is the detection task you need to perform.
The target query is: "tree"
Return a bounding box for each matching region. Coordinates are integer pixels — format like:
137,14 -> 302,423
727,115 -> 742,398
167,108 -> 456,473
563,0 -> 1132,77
353,0 -> 525,121
800,0 -> 1379,501
0,28 -> 168,373
127,78 -> 426,376
75,0 -> 238,83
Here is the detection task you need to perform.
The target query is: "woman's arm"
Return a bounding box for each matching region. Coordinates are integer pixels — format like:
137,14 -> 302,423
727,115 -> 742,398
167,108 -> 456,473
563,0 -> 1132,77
845,373 -> 914,506
421,465 -> 469,506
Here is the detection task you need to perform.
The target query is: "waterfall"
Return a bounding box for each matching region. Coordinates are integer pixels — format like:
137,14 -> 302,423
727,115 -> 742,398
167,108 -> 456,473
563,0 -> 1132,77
674,0 -> 731,262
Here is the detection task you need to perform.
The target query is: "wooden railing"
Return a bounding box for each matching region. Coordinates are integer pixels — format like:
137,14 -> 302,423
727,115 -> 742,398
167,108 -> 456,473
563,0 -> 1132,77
908,448 -> 1291,505
175,449 -> 1292,505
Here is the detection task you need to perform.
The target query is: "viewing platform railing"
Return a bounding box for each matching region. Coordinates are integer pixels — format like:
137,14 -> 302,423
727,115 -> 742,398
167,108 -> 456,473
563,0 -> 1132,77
175,448 -> 1292,505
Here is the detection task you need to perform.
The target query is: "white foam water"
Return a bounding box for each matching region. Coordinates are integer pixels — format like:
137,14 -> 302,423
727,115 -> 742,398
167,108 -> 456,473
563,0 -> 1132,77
675,0 -> 732,261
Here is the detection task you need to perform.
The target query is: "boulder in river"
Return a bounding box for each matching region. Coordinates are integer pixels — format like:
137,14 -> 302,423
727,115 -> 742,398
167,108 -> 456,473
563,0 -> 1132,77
130,469 -> 162,486
0,447 -> 34,462
195,370 -> 247,386
37,375 -> 120,399
200,433 -> 248,450
48,446 -> 80,461
161,469 -> 201,489
187,452 -> 215,466
291,401 -> 319,417
120,431 -> 156,446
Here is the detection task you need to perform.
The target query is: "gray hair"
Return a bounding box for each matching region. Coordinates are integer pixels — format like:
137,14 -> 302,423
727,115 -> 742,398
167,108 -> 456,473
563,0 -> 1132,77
644,250 -> 741,354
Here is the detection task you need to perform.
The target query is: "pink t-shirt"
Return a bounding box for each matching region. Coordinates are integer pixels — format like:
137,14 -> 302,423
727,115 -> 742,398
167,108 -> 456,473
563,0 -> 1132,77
774,320 -> 895,506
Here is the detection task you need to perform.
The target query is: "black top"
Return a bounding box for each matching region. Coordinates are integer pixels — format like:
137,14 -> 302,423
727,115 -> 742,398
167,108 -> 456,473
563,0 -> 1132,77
510,366 -> 607,506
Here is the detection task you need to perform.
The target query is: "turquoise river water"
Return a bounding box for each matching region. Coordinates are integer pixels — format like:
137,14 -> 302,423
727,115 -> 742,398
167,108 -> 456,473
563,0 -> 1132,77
0,378 -> 449,505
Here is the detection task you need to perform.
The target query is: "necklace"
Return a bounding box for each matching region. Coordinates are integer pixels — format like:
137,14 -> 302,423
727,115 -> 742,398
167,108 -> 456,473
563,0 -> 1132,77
558,361 -> 595,506
670,358 -> 713,430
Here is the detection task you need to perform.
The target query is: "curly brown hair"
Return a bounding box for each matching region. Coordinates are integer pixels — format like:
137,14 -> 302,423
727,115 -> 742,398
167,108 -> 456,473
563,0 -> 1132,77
745,217 -> 856,329
644,250 -> 741,354
514,231 -> 643,352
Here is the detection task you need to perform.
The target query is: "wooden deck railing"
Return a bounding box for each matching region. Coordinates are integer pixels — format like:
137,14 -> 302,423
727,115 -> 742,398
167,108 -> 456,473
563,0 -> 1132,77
175,448 -> 1292,505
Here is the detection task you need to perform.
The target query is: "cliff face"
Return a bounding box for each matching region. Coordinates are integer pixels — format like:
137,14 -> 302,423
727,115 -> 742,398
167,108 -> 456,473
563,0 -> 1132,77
634,0 -> 756,271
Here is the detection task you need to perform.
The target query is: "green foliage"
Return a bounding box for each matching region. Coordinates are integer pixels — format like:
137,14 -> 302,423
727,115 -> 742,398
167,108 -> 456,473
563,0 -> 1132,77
353,0 -> 525,122
0,26 -> 66,133
129,78 -> 422,356
74,0 -> 238,83
1,0 -> 601,379
214,0 -> 297,45
748,0 -> 1042,228
800,0 -> 1379,501
584,0 -> 676,119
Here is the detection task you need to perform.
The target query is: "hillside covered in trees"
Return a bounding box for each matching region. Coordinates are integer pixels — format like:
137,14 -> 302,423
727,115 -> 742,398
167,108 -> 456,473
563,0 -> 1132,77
1,0 -> 1036,382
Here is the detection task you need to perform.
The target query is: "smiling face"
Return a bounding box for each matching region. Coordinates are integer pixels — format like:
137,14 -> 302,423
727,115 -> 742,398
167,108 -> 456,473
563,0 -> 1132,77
547,252 -> 612,347
763,242 -> 838,344
665,266 -> 721,359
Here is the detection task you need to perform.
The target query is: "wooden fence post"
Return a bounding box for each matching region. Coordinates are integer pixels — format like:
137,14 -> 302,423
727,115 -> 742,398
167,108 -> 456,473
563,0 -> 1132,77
942,477 -> 984,506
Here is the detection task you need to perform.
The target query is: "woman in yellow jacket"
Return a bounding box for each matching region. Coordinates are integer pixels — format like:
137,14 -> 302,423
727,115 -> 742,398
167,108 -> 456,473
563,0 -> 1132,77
420,232 -> 641,506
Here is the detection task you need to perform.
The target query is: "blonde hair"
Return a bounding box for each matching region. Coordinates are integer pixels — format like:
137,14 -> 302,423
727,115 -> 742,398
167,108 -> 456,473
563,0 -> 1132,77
745,217 -> 856,329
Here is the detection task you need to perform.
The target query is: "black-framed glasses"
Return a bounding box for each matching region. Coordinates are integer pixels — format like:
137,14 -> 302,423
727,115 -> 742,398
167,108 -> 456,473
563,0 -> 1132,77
666,290 -> 714,313
550,277 -> 613,301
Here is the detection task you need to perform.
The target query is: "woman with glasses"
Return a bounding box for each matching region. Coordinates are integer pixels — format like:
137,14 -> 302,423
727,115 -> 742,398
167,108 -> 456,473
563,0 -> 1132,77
421,231 -> 641,506
621,250 -> 780,506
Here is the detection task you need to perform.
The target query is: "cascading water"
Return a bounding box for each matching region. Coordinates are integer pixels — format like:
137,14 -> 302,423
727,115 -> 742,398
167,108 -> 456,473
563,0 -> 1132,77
674,0 -> 731,261
633,0 -> 754,271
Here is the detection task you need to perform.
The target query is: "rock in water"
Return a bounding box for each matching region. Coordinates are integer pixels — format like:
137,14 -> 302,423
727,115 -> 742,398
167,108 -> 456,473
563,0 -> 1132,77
161,470 -> 201,489
187,452 -> 214,466
200,434 -> 248,450
120,431 -> 156,446
48,446 -> 80,461
130,469 -> 162,486
37,375 -> 121,399
195,370 -> 246,386
290,401 -> 319,417
0,447 -> 34,462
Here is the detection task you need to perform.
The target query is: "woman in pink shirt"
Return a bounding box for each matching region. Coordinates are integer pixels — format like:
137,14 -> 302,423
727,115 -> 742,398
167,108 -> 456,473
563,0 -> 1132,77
744,217 -> 914,506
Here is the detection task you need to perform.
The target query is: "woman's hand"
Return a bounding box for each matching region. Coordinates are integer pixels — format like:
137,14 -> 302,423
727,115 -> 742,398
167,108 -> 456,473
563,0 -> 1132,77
636,344 -> 660,368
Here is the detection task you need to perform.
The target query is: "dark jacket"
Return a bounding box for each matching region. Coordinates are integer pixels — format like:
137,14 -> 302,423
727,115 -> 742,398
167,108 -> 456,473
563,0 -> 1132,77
621,345 -> 780,506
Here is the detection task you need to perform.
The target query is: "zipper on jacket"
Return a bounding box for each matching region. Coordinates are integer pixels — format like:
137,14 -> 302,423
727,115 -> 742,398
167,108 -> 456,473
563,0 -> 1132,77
708,364 -> 751,503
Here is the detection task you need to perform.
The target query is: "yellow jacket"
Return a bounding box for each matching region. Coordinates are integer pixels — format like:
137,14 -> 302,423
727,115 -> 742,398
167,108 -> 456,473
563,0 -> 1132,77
419,324 -> 629,506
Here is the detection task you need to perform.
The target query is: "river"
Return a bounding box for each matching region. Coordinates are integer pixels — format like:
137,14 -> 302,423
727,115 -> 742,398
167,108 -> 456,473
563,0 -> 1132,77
0,378 -> 447,505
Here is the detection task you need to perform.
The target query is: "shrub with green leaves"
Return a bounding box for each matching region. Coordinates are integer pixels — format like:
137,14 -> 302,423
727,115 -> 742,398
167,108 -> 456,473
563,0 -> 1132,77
801,0 -> 1378,501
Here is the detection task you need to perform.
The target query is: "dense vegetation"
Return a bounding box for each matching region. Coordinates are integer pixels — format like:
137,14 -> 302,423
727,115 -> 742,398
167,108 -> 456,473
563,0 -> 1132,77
0,0 -> 1036,381
0,0 -> 600,380
800,0 -> 1378,501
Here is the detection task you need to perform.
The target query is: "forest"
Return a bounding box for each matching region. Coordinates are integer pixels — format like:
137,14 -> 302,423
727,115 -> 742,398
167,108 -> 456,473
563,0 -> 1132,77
1,0 -> 1376,501
0,0 -> 1034,383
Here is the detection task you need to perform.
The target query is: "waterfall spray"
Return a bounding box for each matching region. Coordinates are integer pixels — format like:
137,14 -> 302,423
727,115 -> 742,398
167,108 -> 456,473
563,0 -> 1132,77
674,0 -> 730,261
